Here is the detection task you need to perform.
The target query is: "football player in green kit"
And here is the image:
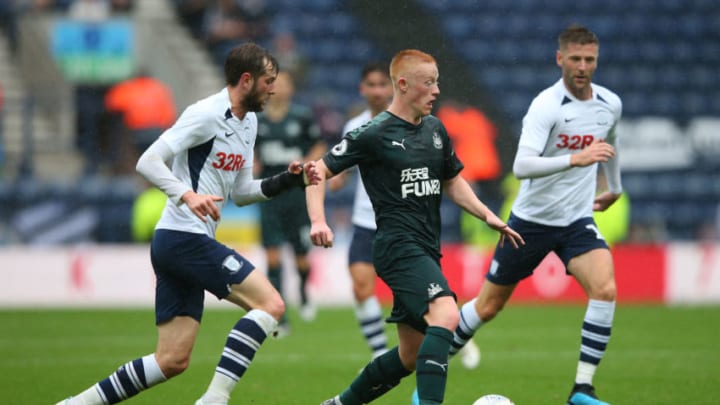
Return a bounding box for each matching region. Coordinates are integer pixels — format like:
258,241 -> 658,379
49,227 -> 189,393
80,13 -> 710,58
308,49 -> 524,405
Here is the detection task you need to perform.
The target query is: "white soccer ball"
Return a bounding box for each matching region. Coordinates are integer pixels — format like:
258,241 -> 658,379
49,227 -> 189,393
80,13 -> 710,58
472,394 -> 515,405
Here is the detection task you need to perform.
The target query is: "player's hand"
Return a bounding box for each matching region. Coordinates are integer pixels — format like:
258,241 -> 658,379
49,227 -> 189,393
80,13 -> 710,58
571,139 -> 615,167
181,191 -> 223,222
288,160 -> 321,186
593,191 -> 622,212
310,221 -> 334,248
486,214 -> 524,249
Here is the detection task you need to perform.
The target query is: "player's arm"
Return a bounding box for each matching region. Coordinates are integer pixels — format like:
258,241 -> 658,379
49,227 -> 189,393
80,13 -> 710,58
444,175 -> 524,248
327,170 -> 349,192
595,125 -> 623,211
306,158 -> 337,247
513,138 -> 617,179
231,161 -> 320,206
136,138 -> 223,222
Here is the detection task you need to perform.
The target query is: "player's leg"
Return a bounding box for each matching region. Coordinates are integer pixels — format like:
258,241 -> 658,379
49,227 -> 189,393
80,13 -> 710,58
349,225 -> 387,358
321,324 -> 419,405
351,261 -> 387,358
58,319 -> 200,405
57,319 -> 195,405
264,245 -> 290,331
197,268 -> 284,405
260,202 -> 290,332
452,214 -> 549,357
321,255 -> 452,405
415,295 -> 459,405
392,255 -> 458,405
57,229 -> 208,405
289,202 -> 315,321
451,280 -> 516,357
566,247 -> 615,405
294,252 -> 316,321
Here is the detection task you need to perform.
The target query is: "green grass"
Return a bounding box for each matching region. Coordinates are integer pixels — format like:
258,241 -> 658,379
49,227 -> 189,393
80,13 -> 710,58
1,304 -> 718,404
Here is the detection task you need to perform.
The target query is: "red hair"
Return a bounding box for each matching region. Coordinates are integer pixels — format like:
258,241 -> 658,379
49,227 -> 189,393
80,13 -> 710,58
389,49 -> 437,85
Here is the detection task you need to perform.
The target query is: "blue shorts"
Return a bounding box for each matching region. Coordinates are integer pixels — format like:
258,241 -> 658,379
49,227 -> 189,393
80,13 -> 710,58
486,213 -> 609,285
348,225 -> 375,265
150,229 -> 255,324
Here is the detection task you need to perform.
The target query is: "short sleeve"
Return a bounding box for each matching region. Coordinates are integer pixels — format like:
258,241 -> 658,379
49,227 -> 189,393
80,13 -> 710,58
441,125 -> 464,180
323,128 -> 372,175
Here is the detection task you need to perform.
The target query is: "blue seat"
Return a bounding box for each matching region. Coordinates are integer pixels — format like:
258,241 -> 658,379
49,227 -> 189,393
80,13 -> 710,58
324,12 -> 358,37
623,173 -> 654,200
461,39 -> 493,63
442,14 -> 474,39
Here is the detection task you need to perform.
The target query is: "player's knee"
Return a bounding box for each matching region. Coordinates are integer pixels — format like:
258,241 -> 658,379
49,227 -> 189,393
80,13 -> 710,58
477,299 -> 505,323
442,310 -> 460,331
260,294 -> 286,321
353,280 -> 374,302
156,352 -> 191,378
590,282 -> 616,301
427,300 -> 460,330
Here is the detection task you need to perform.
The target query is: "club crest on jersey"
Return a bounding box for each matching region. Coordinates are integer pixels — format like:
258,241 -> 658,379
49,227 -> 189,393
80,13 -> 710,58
432,131 -> 442,149
595,109 -> 612,126
331,139 -> 348,156
222,255 -> 243,273
427,282 -> 444,299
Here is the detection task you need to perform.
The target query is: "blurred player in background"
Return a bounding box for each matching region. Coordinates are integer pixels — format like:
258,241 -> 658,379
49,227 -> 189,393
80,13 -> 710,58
449,25 -> 623,405
55,43 -> 320,405
309,49 -> 522,405
327,61 -> 393,360
255,71 -> 326,334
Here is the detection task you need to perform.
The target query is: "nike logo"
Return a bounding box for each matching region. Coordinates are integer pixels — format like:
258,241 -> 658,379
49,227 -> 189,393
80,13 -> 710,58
424,360 -> 448,372
225,131 -> 234,137
564,117 -> 575,123
391,139 -> 406,150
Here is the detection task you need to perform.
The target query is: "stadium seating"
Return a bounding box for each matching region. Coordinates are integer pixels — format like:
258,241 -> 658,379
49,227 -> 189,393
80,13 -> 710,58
412,0 -> 719,240
7,0 -> 715,244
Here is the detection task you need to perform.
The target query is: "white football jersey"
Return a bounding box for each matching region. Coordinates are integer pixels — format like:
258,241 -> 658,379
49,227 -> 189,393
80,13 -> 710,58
155,88 -> 257,236
512,79 -> 622,226
342,109 -> 376,230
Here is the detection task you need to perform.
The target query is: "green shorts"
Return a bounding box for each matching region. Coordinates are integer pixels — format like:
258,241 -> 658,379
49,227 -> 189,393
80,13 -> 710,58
259,188 -> 311,254
376,254 -> 456,333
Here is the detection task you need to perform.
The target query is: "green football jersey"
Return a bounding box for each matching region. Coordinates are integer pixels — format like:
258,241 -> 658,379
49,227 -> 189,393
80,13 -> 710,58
256,104 -> 322,178
324,111 -> 464,268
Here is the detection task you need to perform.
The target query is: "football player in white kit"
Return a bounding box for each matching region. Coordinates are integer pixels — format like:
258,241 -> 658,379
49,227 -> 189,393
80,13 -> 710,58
55,43 -> 319,405
449,25 -> 622,405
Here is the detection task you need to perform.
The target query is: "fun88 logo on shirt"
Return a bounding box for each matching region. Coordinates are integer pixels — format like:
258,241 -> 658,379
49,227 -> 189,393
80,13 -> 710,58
400,167 -> 441,198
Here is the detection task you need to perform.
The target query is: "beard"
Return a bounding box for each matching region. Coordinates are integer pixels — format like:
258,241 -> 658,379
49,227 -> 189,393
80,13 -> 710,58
242,83 -> 265,112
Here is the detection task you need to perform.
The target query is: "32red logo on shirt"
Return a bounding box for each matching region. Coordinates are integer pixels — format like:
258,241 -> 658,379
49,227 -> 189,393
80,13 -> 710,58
556,134 -> 594,150
212,152 -> 246,171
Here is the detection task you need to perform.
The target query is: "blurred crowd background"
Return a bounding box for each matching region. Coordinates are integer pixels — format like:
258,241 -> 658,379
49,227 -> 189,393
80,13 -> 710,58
0,0 -> 718,247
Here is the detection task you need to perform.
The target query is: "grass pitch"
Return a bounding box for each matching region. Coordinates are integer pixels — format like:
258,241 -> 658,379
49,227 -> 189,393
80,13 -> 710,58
1,304 -> 718,404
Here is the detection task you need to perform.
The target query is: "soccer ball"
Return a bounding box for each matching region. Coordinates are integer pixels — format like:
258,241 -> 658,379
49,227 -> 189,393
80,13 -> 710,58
472,394 -> 515,405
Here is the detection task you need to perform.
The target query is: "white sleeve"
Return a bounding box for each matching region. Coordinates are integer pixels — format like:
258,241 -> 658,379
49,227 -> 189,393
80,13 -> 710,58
136,138 -> 191,206
601,124 -> 623,194
518,95 -> 557,152
513,145 -> 572,179
230,166 -> 269,206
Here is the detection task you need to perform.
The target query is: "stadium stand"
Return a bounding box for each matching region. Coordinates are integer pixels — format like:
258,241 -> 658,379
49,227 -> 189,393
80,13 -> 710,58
0,0 -> 717,242
413,0 -> 720,240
